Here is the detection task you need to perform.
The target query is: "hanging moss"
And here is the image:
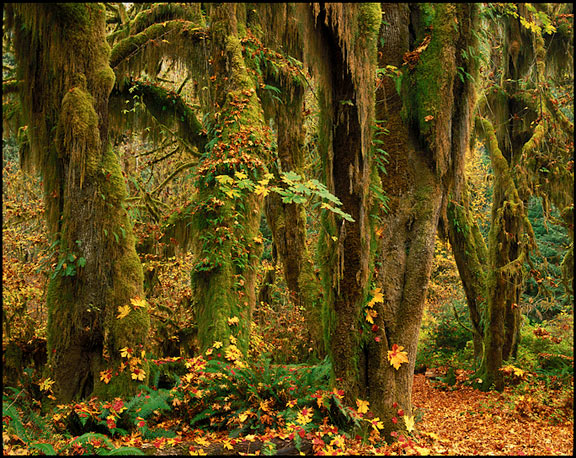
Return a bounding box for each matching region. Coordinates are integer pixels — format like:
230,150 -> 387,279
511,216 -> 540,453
129,3 -> 204,35
110,20 -> 207,71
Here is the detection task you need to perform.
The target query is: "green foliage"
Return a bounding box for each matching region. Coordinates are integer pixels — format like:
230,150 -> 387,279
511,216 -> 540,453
170,355 -> 333,432
523,197 -> 573,321
514,315 -> 574,383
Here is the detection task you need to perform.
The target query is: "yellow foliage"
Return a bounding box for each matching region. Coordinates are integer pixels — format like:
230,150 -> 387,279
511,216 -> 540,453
387,344 -> 409,370
116,304 -> 131,319
356,398 -> 370,414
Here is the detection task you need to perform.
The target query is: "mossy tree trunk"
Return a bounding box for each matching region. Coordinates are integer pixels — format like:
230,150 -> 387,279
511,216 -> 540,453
297,0 -> 381,411
189,3 -> 271,355
474,117 -> 533,391
446,188 -> 488,363
8,3 -> 149,402
373,3 -> 479,435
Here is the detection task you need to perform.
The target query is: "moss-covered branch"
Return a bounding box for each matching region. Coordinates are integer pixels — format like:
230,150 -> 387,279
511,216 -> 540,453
112,77 -> 207,152
110,20 -> 207,70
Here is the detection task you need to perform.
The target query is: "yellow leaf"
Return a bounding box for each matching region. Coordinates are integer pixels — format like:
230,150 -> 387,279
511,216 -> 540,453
330,435 -> 345,448
367,288 -> 383,308
254,184 -> 269,197
130,297 -> 147,309
116,305 -> 131,320
387,344 -> 409,370
296,407 -> 313,425
234,171 -> 248,180
365,308 -> 378,324
403,414 -> 415,432
195,437 -> 210,447
99,370 -> 112,384
369,417 -> 384,430
225,344 -> 242,361
39,378 -> 55,392
131,368 -> 146,381
227,316 -> 239,326
120,347 -> 132,358
212,341 -> 223,349
222,439 -> 234,450
259,400 -> 272,412
356,399 -> 370,414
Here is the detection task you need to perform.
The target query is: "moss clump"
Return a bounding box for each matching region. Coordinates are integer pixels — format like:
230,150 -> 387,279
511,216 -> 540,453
56,76 -> 101,187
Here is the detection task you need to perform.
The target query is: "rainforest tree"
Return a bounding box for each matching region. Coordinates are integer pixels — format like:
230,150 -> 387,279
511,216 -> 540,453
5,3 -> 150,402
445,3 -> 574,391
369,3 -> 480,433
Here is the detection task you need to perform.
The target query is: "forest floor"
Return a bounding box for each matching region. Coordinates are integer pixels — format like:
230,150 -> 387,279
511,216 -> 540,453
411,373 -> 574,456
134,371 -> 574,456
3,370 -> 573,455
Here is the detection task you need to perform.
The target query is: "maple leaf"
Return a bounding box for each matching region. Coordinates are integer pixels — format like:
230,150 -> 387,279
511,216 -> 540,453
254,184 -> 270,197
403,414 -> 415,432
356,399 -> 370,414
238,411 -> 249,423
330,435 -> 346,449
365,308 -> 378,324
259,399 -> 272,412
106,415 -> 117,429
387,344 -> 409,370
367,288 -> 383,307
369,417 -> 384,430
195,437 -> 210,447
116,304 -> 131,319
130,297 -> 147,309
222,439 -> 234,450
131,368 -> 146,381
120,347 -> 133,358
227,316 -> 239,326
225,344 -> 242,361
296,407 -> 313,425
212,341 -> 223,349
39,378 -> 55,392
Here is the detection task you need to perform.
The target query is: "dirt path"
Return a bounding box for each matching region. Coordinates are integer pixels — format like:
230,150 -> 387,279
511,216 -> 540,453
412,374 -> 574,455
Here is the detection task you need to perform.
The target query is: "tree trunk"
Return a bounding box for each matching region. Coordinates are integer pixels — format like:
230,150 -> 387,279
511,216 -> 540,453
475,117 -> 528,391
190,3 -> 270,355
446,187 -> 488,363
262,78 -> 325,360
297,2 -> 381,405
372,3 -> 479,434
9,3 -> 149,402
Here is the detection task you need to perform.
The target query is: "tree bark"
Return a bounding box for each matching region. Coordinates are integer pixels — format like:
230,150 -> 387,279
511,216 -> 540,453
372,3 -> 479,434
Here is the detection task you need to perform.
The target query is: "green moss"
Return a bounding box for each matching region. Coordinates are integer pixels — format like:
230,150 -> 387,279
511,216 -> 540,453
50,3 -> 92,27
402,3 -> 458,139
95,66 -> 116,98
357,3 -> 382,40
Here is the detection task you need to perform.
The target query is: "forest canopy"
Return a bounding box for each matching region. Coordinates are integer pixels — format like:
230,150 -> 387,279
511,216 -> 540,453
2,3 -> 573,455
